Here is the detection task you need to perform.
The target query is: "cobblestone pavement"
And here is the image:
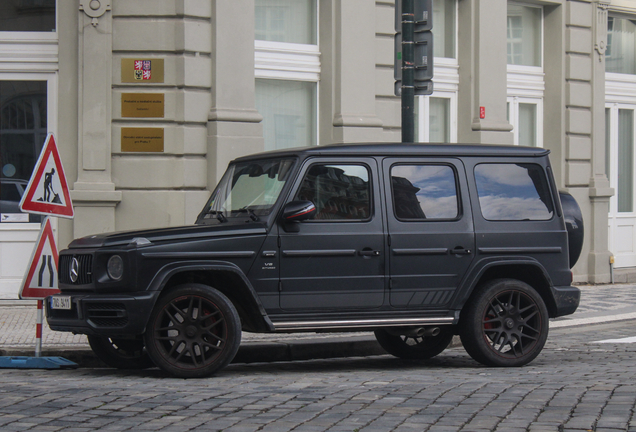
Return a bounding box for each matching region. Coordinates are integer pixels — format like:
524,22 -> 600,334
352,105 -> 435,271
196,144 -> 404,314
0,321 -> 635,431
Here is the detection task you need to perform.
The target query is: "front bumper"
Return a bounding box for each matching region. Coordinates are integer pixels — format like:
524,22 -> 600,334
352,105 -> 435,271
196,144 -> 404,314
45,291 -> 160,337
551,285 -> 581,317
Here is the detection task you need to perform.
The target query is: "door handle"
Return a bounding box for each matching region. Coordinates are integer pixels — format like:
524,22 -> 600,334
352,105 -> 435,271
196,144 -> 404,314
451,247 -> 471,255
359,249 -> 380,257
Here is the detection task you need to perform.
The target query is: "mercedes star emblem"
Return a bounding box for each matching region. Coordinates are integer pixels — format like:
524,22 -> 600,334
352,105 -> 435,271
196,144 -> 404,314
70,257 -> 79,283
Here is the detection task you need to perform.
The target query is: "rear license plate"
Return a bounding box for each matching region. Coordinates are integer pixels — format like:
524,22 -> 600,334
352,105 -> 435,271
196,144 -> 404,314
51,296 -> 72,310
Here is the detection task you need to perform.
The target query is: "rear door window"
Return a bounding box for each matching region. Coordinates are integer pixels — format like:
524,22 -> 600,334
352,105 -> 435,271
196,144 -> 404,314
474,163 -> 554,221
390,165 -> 459,220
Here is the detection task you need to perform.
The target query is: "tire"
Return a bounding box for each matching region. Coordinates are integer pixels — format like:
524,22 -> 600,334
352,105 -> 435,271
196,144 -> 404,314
87,336 -> 154,370
374,327 -> 454,360
144,284 -> 242,378
460,279 -> 549,367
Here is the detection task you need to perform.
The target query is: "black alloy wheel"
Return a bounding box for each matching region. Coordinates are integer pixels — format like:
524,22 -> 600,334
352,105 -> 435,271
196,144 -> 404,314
374,327 -> 454,360
87,336 -> 154,369
144,284 -> 241,378
460,279 -> 549,367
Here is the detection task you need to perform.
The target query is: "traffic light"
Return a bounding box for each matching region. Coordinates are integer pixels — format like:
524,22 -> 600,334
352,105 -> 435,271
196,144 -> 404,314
395,0 -> 434,96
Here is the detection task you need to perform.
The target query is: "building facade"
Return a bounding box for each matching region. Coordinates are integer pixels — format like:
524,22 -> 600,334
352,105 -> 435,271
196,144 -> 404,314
0,0 -> 633,297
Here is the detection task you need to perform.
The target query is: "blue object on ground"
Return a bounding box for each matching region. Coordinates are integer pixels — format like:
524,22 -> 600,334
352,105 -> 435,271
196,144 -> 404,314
0,356 -> 78,369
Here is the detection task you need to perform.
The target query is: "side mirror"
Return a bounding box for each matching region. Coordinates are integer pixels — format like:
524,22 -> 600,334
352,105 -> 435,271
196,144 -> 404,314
281,201 -> 316,232
282,200 -> 316,222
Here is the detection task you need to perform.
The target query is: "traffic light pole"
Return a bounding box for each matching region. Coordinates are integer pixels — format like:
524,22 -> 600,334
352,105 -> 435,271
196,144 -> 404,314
401,0 -> 415,143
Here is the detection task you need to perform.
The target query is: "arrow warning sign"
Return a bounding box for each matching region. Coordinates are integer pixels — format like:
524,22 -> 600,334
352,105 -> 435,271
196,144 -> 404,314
19,133 -> 74,219
19,217 -> 60,300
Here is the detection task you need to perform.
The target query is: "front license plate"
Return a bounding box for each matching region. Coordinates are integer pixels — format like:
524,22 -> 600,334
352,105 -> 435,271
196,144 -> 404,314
51,296 -> 72,310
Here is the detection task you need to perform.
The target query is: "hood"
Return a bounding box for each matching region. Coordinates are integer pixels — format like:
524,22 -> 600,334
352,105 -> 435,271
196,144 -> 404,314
67,223 -> 268,249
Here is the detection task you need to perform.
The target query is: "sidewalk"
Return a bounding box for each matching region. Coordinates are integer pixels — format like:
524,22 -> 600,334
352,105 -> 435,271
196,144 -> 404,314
0,283 -> 634,367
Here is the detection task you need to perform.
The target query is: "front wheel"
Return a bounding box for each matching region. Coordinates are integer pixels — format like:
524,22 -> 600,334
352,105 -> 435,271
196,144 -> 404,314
374,327 -> 454,360
460,279 -> 549,367
144,284 -> 242,378
87,336 -> 154,370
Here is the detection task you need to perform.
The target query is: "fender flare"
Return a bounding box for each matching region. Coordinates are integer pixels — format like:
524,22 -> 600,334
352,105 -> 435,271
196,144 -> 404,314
453,257 -> 556,315
144,260 -> 275,332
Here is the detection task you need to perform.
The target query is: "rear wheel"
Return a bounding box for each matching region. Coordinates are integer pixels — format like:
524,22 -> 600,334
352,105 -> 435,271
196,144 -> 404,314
460,279 -> 549,367
87,336 -> 154,370
144,284 -> 241,378
374,327 -> 454,360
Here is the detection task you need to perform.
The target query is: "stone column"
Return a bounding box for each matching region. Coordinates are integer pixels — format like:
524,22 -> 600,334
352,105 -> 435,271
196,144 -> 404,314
72,0 -> 121,238
207,0 -> 264,188
457,0 -> 513,145
320,0 -> 384,144
587,0 -> 614,283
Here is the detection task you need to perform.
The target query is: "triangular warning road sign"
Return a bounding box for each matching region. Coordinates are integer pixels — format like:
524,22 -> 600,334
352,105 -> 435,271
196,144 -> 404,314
19,217 -> 61,300
19,133 -> 74,219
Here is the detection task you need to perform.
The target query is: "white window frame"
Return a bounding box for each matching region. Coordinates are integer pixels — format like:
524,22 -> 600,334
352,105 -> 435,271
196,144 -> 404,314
416,0 -> 459,143
506,2 -> 544,148
507,95 -> 543,147
254,2 -> 320,147
416,90 -> 458,143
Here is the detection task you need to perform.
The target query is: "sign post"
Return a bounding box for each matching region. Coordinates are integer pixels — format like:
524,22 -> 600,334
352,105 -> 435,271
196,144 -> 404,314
0,134 -> 78,370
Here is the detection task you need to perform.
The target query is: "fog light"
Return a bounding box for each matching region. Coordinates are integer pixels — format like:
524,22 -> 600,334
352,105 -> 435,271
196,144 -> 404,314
107,255 -> 124,281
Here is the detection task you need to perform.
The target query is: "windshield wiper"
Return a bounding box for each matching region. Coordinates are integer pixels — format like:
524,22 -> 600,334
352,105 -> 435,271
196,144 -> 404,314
206,210 -> 227,223
238,207 -> 259,222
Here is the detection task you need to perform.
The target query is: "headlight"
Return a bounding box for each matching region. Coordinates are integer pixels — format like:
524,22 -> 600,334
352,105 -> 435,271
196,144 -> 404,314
107,255 -> 124,281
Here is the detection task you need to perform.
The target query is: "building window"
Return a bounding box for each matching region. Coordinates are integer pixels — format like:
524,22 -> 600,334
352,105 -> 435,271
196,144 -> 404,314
507,2 -> 543,147
507,98 -> 541,147
618,109 -> 634,213
255,0 -> 316,45
255,79 -> 317,151
414,1 -> 458,144
255,0 -> 319,150
0,0 -> 56,32
607,17 -> 636,75
433,0 -> 456,59
507,3 -> 541,67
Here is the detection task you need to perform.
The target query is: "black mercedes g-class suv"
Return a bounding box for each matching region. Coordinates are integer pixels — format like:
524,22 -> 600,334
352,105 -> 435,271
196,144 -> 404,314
47,143 -> 583,378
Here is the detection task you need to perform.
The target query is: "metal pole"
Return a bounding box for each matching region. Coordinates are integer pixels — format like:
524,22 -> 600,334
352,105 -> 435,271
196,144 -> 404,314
401,0 -> 415,143
35,300 -> 43,357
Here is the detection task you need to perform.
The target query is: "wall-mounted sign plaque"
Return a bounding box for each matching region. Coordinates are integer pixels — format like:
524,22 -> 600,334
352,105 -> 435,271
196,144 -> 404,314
122,93 -> 164,118
121,128 -> 164,152
121,58 -> 165,83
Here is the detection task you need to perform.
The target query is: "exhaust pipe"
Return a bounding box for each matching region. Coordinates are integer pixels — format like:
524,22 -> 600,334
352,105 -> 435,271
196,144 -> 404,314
387,326 -> 441,337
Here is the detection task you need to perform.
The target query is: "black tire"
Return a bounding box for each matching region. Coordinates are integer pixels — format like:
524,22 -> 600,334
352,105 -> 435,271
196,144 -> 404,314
460,279 -> 549,367
374,327 -> 454,360
144,284 -> 241,378
87,336 -> 154,370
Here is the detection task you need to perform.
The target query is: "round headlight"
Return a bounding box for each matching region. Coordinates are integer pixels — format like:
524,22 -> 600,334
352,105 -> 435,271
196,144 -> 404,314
107,255 -> 124,281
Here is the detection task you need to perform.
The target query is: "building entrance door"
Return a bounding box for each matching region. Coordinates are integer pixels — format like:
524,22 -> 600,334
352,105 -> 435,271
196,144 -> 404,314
606,104 -> 636,268
0,80 -> 49,297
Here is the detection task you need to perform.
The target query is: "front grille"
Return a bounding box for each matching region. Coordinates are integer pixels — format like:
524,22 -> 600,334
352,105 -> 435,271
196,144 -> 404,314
86,303 -> 128,328
59,254 -> 93,285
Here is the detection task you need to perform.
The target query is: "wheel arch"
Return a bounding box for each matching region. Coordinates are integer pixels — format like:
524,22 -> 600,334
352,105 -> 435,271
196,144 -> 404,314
457,261 -> 558,318
146,261 -> 275,333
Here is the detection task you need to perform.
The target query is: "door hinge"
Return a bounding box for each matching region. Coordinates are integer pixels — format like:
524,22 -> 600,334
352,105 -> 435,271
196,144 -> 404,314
277,236 -> 281,248
389,279 -> 393,290
388,234 -> 391,246
278,281 -> 283,292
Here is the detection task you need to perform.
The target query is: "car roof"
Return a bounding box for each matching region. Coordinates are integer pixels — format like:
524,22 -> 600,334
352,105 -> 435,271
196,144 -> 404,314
233,142 -> 550,163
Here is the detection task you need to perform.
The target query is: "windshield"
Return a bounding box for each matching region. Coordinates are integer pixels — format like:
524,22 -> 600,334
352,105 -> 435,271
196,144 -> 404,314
199,157 -> 296,223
